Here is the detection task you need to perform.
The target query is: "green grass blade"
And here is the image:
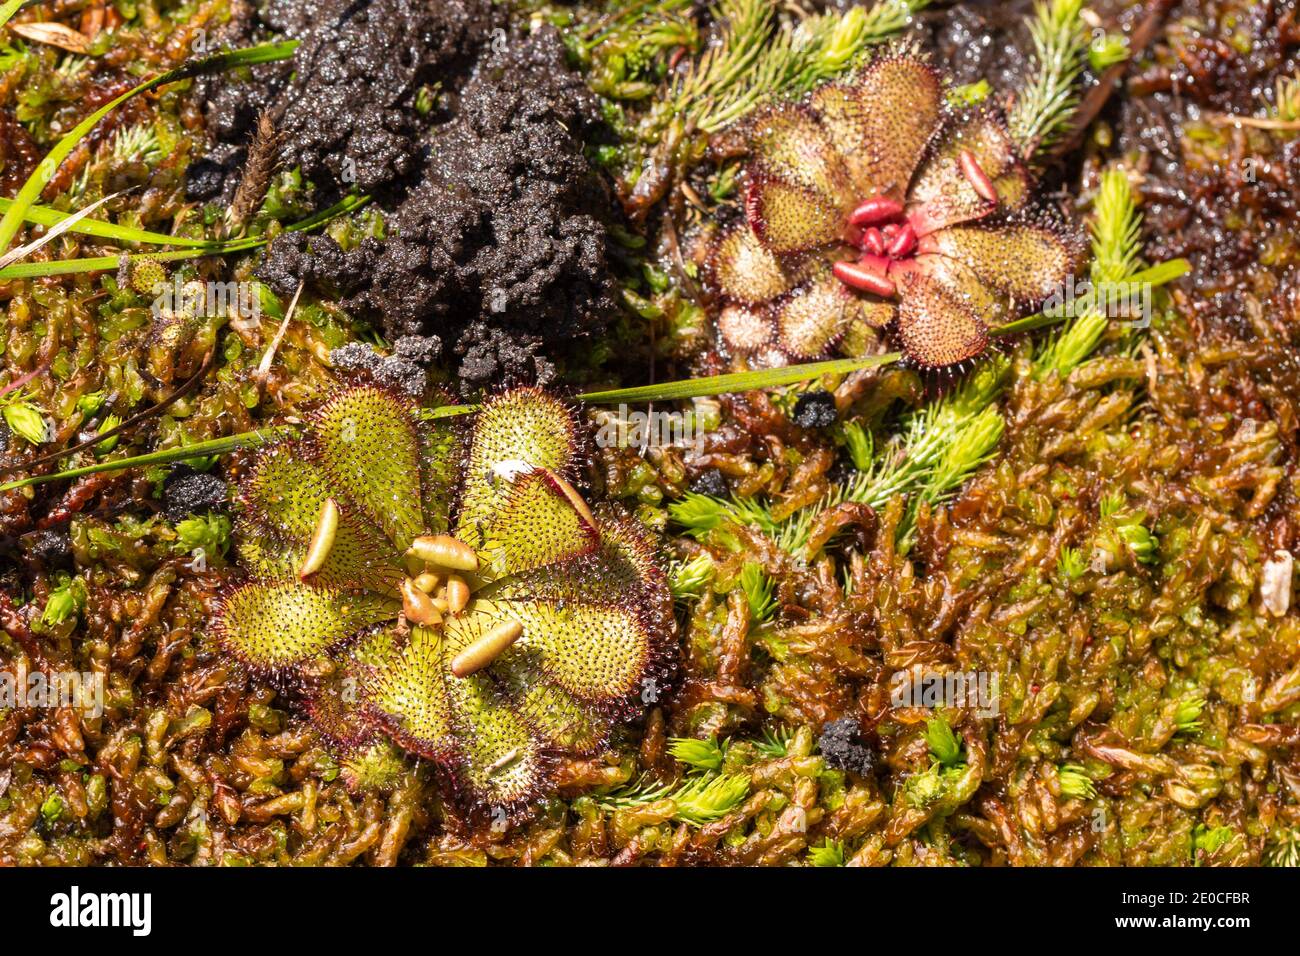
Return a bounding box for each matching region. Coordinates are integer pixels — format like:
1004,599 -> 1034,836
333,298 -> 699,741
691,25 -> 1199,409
992,311 -> 1067,337
577,353 -> 901,403
278,193 -> 371,232
993,258 -> 1190,339
0,198 -> 212,247
1032,170 -> 1184,378
0,40 -> 298,255
0,243 -> 259,280
427,353 -> 902,418
0,425 -> 297,493
1124,259 -> 1190,288
0,190 -> 129,269
0,194 -> 367,280
0,0 -> 25,30
1,352 -> 901,492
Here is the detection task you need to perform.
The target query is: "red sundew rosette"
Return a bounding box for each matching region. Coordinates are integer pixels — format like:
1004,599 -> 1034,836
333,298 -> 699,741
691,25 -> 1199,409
707,54 -> 1079,369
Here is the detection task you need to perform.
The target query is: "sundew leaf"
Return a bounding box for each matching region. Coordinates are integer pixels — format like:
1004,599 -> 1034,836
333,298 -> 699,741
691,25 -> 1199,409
547,505 -> 666,608
236,443 -> 403,593
354,625 -> 456,758
435,610 -> 551,804
0,40 -> 298,255
478,470 -> 599,581
586,506 -> 666,600
445,668 -> 546,808
491,657 -> 612,752
214,582 -> 397,671
472,598 -> 651,703
485,506 -> 665,610
456,390 -> 580,550
309,386 -> 425,550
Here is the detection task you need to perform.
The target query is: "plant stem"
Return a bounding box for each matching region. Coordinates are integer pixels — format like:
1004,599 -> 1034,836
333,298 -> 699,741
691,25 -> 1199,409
0,354 -> 902,492
579,353 -> 900,402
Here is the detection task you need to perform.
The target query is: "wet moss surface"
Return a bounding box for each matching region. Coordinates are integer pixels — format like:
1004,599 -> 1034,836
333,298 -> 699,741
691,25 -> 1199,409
0,0 -> 1297,867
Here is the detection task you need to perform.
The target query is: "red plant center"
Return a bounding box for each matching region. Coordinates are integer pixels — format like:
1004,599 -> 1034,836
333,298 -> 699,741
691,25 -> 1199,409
831,150 -> 999,300
831,195 -> 918,299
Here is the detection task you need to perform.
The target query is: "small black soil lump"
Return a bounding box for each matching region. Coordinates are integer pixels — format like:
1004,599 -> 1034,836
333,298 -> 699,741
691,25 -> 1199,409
690,468 -> 730,498
792,390 -> 838,429
163,468 -> 228,522
818,718 -> 876,775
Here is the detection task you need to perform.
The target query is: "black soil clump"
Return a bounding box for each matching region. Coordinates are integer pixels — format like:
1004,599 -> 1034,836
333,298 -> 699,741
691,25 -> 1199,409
792,390 -> 839,429
330,335 -> 442,398
191,0 -> 619,390
162,468 -> 228,522
189,0 -> 498,201
817,718 -> 876,776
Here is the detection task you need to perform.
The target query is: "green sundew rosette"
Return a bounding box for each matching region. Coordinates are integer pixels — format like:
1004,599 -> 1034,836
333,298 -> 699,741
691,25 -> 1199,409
213,385 -> 671,812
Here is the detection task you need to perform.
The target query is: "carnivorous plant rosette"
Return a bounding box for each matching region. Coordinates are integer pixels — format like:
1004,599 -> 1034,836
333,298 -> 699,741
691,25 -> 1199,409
211,386 -> 672,809
708,54 -> 1079,368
